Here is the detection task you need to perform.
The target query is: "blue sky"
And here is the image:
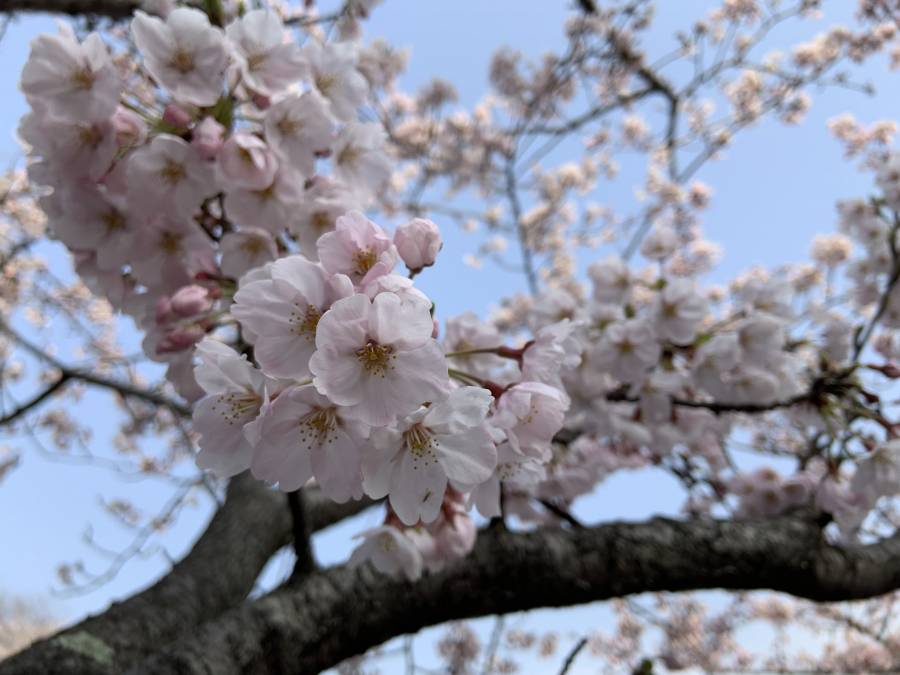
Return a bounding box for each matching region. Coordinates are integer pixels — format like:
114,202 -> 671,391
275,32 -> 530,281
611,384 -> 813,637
0,0 -> 897,671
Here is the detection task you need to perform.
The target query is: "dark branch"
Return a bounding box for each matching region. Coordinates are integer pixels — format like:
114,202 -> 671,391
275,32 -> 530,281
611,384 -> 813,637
0,0 -> 136,17
0,320 -> 191,417
127,512 -> 900,674
0,373 -> 70,425
0,475 -> 373,675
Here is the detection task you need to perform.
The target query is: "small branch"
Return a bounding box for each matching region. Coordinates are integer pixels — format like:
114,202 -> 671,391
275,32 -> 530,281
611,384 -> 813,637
538,498 -> 584,528
0,319 -> 191,417
287,489 -> 316,581
0,373 -> 70,425
480,615 -> 505,675
558,636 -> 588,675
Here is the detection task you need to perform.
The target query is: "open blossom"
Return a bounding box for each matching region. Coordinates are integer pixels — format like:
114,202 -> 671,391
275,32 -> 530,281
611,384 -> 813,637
222,166 -> 304,232
309,292 -> 449,426
654,279 -> 708,345
20,113 -> 118,181
192,339 -> 272,478
521,320 -> 582,391
587,256 -> 631,304
589,318 -> 661,383
332,122 -> 392,193
471,442 -> 547,518
443,312 -> 503,373
219,228 -> 278,279
851,439 -> 900,506
349,525 -> 423,581
492,381 -> 569,461
317,211 -> 398,286
231,255 -> 352,379
640,224 -> 679,260
394,218 -> 442,272
20,28 -> 121,122
301,39 -> 367,121
289,177 -> 362,256
127,134 -> 217,219
225,9 -> 304,96
217,133 -> 279,190
264,92 -> 335,175
132,8 -> 229,106
251,385 -> 367,501
364,387 -> 497,525
130,215 -> 215,290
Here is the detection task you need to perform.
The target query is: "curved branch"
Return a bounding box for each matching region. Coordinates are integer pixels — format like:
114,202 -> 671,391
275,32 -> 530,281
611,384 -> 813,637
0,320 -> 191,417
0,374 -> 70,426
0,0 -> 136,18
127,512 -> 900,674
0,474 -> 374,675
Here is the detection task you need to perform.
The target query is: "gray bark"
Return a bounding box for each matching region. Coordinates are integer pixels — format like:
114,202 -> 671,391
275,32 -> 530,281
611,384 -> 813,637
0,0 -> 136,18
0,475 -> 372,675
123,512 -> 900,674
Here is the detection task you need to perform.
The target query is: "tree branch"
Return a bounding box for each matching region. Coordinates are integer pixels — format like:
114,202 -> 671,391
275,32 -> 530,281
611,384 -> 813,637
127,512 -> 900,674
0,474 -> 373,675
0,319 -> 191,417
0,0 -> 136,17
0,373 -> 70,426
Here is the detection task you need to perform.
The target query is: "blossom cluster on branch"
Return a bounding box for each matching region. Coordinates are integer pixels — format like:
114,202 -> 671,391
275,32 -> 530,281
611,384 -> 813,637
14,0 -> 900,597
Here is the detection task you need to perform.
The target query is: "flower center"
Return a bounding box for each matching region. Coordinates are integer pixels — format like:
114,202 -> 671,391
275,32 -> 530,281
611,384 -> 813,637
336,144 -> 360,167
78,124 -> 103,149
404,423 -> 435,455
355,341 -> 395,376
70,67 -> 95,90
311,211 -> 333,233
352,248 -> 377,276
160,160 -> 186,186
170,48 -> 195,74
277,115 -> 300,137
246,52 -> 267,72
298,407 -> 337,448
315,73 -> 336,96
102,208 -> 125,233
160,231 -> 182,255
289,304 -> 321,340
212,391 -> 260,424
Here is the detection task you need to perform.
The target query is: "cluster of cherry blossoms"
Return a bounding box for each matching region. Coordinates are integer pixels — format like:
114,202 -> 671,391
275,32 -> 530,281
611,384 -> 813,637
17,3 -> 580,579
17,0 -> 900,584
19,3 -> 390,399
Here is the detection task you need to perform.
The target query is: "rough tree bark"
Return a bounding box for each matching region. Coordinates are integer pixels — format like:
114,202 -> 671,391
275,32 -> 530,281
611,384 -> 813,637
5,503 -> 900,675
0,0 -> 136,18
0,475 -> 373,675
120,512 -> 900,674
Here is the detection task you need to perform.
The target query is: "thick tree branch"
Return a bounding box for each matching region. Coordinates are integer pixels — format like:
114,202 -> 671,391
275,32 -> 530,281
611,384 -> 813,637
0,0 -> 136,16
0,474 -> 373,675
128,513 -> 900,674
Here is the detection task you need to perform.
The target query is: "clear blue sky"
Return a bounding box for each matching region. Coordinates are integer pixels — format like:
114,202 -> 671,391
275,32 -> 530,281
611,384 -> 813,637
0,1 -> 895,670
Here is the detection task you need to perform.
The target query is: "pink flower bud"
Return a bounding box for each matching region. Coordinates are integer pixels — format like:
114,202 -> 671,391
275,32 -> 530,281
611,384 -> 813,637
191,116 -> 225,160
112,106 -> 146,148
157,326 -> 206,354
163,103 -> 192,129
394,218 -> 442,272
154,296 -> 175,325
170,285 -> 213,317
251,92 -> 271,110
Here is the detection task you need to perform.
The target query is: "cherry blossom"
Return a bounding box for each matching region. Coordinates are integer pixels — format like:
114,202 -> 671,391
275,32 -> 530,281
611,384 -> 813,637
309,292 -> 449,426
364,386 -> 497,525
132,8 -> 229,106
